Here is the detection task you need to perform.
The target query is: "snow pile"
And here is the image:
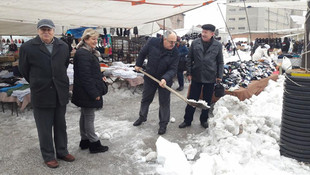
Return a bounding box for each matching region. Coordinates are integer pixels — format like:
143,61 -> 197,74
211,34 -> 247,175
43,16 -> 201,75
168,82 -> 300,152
156,136 -> 191,175
156,75 -> 310,174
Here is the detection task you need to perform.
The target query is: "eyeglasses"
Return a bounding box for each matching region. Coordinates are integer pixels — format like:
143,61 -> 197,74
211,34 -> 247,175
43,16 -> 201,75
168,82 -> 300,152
166,39 -> 177,45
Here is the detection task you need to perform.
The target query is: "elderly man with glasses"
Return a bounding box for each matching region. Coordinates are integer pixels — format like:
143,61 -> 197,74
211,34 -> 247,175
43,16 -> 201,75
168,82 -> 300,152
133,30 -> 179,135
19,19 -> 75,168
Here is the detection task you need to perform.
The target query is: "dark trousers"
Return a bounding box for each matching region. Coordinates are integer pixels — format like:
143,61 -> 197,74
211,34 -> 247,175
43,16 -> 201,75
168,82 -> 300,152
33,104 -> 68,162
183,81 -> 214,124
139,79 -> 171,127
177,70 -> 184,87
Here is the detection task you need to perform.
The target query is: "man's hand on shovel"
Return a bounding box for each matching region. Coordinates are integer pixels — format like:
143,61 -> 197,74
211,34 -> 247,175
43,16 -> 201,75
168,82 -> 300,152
135,66 -> 141,72
137,68 -> 210,110
159,79 -> 166,88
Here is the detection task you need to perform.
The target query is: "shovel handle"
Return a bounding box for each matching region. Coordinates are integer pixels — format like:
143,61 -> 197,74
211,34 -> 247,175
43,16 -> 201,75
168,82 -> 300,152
139,69 -> 188,102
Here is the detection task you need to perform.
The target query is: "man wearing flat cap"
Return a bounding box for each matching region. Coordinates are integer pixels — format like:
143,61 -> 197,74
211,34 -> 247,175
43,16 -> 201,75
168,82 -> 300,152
179,24 -> 224,129
19,19 -> 75,168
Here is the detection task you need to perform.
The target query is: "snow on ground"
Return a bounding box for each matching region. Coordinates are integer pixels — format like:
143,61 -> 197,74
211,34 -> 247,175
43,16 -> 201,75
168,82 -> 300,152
0,50 -> 309,174
157,75 -> 310,175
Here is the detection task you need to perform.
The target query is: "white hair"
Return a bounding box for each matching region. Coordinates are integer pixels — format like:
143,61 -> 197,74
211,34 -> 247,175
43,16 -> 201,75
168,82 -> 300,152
163,30 -> 177,39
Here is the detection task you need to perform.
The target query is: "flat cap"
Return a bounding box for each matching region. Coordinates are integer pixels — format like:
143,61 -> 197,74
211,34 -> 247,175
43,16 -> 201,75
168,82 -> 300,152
37,19 -> 55,29
201,24 -> 215,32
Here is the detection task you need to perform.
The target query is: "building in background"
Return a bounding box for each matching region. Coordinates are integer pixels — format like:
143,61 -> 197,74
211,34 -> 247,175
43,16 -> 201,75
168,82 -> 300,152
226,0 -> 303,40
156,14 -> 185,30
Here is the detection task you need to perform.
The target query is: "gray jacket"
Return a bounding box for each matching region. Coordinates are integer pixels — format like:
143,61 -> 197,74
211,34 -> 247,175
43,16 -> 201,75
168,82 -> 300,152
186,37 -> 224,83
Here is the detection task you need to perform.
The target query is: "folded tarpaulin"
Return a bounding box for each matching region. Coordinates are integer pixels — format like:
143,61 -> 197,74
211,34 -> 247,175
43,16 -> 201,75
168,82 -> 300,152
6,84 -> 30,96
66,27 -> 96,39
0,83 -> 23,93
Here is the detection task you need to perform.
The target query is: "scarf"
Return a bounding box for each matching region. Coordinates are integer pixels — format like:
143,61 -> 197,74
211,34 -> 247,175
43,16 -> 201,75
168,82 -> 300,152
76,40 -> 100,58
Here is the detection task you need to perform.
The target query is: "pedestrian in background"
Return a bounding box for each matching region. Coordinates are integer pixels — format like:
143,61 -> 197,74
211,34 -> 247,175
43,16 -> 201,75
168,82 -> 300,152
176,40 -> 189,91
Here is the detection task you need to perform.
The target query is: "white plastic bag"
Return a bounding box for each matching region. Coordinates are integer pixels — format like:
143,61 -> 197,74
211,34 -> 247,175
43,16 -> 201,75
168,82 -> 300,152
282,56 -> 292,71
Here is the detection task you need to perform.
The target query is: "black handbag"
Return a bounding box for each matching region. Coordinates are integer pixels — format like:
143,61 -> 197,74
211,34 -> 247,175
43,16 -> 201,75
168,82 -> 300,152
102,81 -> 108,95
214,83 -> 225,97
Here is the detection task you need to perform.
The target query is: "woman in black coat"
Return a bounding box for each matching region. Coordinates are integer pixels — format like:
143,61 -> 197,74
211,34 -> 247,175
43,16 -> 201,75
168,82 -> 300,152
71,28 -> 108,154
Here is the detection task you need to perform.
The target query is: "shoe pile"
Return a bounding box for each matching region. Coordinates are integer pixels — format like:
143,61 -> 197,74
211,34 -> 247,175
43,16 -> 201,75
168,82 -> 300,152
222,60 -> 276,90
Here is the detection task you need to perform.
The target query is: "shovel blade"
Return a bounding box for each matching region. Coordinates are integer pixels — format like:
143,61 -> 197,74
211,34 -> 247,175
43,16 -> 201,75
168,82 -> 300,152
187,99 -> 210,110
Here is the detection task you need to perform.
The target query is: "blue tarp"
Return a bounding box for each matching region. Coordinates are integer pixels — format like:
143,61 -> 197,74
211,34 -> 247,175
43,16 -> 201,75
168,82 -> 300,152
66,27 -> 96,39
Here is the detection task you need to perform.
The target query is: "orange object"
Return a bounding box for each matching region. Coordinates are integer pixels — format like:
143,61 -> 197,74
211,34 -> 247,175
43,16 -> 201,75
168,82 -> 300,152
100,63 -> 109,67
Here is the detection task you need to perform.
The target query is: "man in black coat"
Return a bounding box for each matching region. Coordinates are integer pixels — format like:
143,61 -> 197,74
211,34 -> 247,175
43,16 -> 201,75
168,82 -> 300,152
282,37 -> 290,53
19,19 -> 75,168
179,24 -> 224,129
133,30 -> 179,135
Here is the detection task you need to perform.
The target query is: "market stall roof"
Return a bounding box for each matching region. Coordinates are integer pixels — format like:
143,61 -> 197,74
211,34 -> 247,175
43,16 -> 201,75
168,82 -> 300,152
227,0 -> 307,11
0,0 -> 214,35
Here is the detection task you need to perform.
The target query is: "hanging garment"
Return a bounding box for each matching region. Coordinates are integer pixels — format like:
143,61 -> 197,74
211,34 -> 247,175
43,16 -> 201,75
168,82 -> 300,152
133,27 -> 138,35
104,48 -> 109,55
110,28 -> 115,35
116,28 -> 120,36
119,28 -> 123,36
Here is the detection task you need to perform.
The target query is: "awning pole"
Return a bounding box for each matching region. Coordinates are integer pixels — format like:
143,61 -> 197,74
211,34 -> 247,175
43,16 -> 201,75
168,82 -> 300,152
0,36 -> 2,53
241,0 -> 253,60
217,3 -> 241,61
242,1 -> 252,45
163,19 -> 166,33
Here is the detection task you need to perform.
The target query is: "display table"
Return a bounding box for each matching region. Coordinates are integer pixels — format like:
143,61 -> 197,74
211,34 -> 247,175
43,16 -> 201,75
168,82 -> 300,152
0,92 -> 30,115
108,75 -> 144,94
0,56 -> 15,63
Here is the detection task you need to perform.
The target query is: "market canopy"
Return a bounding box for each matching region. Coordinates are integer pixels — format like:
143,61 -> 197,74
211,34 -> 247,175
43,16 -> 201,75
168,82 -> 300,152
0,0 -> 214,35
227,0 -> 307,11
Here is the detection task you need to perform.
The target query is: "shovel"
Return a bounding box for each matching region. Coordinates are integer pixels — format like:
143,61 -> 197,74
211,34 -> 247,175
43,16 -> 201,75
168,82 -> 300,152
139,69 -> 210,110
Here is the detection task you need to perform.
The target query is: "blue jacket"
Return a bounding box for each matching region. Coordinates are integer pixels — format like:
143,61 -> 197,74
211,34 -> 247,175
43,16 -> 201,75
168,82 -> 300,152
136,37 -> 179,84
177,44 -> 189,71
178,45 -> 189,61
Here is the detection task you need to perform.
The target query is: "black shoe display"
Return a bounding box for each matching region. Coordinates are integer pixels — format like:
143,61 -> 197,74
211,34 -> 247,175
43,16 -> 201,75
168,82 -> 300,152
158,126 -> 166,135
133,118 -> 146,126
179,122 -> 191,128
176,86 -> 184,91
201,122 -> 208,129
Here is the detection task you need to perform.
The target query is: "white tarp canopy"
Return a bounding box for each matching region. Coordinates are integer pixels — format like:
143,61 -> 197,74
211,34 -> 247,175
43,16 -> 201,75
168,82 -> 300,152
0,0 -> 215,35
227,0 -> 307,11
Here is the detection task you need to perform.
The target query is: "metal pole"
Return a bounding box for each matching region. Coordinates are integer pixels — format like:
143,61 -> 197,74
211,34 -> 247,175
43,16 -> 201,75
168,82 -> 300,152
0,36 -> 2,53
304,0 -> 310,71
243,0 -> 252,45
268,8 -> 270,40
163,19 -> 166,34
217,3 -> 241,61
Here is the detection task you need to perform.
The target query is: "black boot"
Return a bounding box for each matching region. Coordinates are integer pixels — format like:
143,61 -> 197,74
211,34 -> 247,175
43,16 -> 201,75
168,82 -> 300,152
158,126 -> 167,135
176,86 -> 184,91
133,117 -> 146,126
89,140 -> 109,154
79,139 -> 90,150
